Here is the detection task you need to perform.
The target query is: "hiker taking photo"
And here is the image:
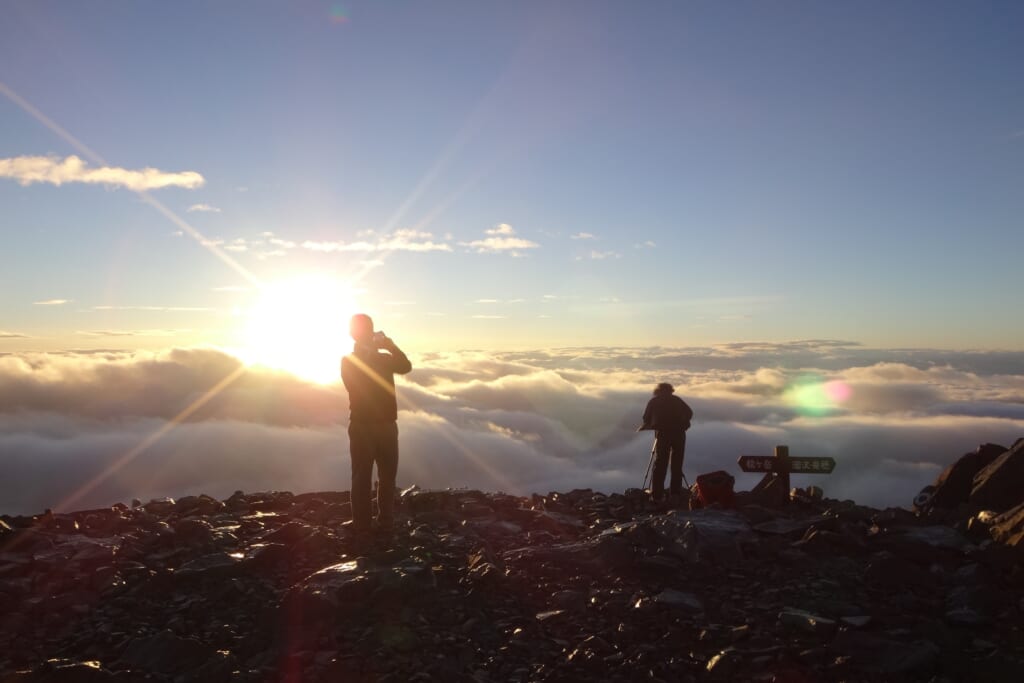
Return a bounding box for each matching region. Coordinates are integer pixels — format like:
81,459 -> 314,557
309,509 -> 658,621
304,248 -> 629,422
638,382 -> 693,503
341,314 -> 412,538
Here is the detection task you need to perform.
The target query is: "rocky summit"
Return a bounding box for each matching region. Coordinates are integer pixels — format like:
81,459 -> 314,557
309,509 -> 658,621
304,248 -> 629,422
2,474 -> 1024,682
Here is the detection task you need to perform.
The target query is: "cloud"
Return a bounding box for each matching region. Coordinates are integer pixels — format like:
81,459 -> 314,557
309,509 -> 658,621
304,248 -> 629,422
586,250 -> 620,260
0,331 -> 29,339
186,203 -> 221,213
1,343 -> 1023,514
571,232 -> 596,240
75,329 -> 186,338
33,299 -> 70,306
301,229 -> 452,253
90,306 -> 214,312
460,224 -> 539,254
76,330 -> 138,337
0,155 -> 204,191
486,224 -> 515,236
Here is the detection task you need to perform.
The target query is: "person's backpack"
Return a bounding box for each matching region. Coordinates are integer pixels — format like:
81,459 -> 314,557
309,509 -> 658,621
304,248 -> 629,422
690,470 -> 736,509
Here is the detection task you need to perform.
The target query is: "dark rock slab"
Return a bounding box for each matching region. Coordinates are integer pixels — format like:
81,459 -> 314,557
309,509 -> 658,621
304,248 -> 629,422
924,443 -> 1007,509
989,501 -> 1024,549
831,631 -> 940,675
971,437 -> 1024,512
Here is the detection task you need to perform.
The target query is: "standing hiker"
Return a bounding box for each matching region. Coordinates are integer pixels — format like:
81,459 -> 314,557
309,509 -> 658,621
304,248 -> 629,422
639,382 -> 693,502
341,313 -> 412,536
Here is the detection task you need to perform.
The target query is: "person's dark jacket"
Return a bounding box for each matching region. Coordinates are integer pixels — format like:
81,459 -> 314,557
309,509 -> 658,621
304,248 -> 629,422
641,394 -> 693,435
341,344 -> 412,423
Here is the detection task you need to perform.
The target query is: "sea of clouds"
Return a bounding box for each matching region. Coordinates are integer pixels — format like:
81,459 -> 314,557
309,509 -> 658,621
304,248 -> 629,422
1,342 -> 1023,514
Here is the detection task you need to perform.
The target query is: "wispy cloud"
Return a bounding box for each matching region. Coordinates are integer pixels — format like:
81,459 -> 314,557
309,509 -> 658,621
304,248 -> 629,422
571,232 -> 596,240
33,299 -> 70,306
472,315 -> 507,319
0,331 -> 29,339
76,330 -> 139,337
91,306 -> 214,312
475,298 -> 501,304
634,240 -> 656,248
76,329 -> 185,337
302,229 -> 452,253
186,203 -> 220,213
579,250 -> 621,260
460,224 -> 539,254
0,155 -> 204,191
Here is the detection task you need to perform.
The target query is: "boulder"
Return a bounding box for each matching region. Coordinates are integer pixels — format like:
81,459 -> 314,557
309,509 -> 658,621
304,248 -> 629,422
971,438 -> 1024,512
119,630 -> 220,676
920,443 -> 1007,509
989,501 -> 1024,549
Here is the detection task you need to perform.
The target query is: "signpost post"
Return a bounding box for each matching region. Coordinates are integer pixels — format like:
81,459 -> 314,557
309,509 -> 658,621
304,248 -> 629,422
737,445 -> 836,502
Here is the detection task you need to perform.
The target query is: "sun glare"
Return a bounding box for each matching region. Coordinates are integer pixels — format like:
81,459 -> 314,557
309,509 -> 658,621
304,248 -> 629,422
241,274 -> 358,383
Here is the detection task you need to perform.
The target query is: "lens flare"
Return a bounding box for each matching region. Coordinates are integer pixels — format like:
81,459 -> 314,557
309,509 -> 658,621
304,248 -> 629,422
784,377 -> 852,416
329,5 -> 350,24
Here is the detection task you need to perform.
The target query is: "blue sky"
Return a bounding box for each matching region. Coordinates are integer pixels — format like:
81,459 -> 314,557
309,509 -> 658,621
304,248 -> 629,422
3,1 -> 1024,359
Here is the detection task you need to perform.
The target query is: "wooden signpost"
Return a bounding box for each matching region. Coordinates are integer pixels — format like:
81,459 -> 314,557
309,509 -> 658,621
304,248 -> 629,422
737,445 -> 836,498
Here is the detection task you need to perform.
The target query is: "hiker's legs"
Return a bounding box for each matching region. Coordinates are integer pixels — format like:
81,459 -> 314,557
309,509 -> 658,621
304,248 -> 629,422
669,432 -> 687,496
375,423 -> 399,528
348,423 -> 374,533
652,434 -> 671,500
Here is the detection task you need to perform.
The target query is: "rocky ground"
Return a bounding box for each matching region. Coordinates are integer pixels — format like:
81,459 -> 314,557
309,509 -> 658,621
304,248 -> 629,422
1,482 -> 1023,683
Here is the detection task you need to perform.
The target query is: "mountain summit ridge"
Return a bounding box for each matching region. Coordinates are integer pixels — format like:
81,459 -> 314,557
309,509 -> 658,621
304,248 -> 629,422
2,469 -> 1024,681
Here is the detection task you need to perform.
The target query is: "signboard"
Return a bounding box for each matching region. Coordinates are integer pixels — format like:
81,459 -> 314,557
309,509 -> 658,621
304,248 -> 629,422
738,455 -> 836,474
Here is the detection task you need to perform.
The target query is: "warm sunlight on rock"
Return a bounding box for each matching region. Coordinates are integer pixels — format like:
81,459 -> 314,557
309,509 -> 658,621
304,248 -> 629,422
240,274 -> 357,383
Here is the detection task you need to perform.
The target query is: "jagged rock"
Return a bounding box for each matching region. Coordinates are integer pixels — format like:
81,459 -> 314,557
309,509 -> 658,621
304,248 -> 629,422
171,517 -> 215,546
945,584 -> 1003,626
971,438 -> 1024,513
895,525 -> 975,551
175,494 -> 225,516
989,501 -> 1024,549
119,629 -> 225,676
919,443 -> 1007,510
0,659 -> 127,682
174,552 -> 244,579
140,498 -> 176,516
831,631 -> 940,675
651,589 -> 703,613
778,608 -> 837,635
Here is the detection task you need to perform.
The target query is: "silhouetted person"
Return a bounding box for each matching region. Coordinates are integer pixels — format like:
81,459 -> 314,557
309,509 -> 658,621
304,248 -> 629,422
639,382 -> 693,502
341,314 -> 412,536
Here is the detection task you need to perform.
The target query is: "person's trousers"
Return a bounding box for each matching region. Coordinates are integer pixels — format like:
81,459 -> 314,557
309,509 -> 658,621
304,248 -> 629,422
348,421 -> 399,531
652,431 -> 686,498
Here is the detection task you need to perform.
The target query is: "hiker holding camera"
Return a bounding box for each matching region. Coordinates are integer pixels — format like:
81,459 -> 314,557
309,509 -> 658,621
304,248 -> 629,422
341,314 -> 412,536
638,382 -> 693,502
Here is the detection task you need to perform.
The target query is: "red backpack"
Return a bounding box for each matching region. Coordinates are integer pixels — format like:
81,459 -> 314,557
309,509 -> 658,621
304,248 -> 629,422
691,470 -> 736,509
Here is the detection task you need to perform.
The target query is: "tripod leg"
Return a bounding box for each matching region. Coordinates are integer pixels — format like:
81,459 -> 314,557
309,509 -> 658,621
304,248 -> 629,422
642,447 -> 655,490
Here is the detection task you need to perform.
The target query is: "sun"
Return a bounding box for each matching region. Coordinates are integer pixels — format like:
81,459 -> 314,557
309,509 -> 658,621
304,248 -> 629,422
240,274 -> 359,383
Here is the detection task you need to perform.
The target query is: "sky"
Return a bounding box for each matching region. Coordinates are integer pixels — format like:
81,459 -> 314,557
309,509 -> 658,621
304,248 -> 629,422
1,2 -> 1023,512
